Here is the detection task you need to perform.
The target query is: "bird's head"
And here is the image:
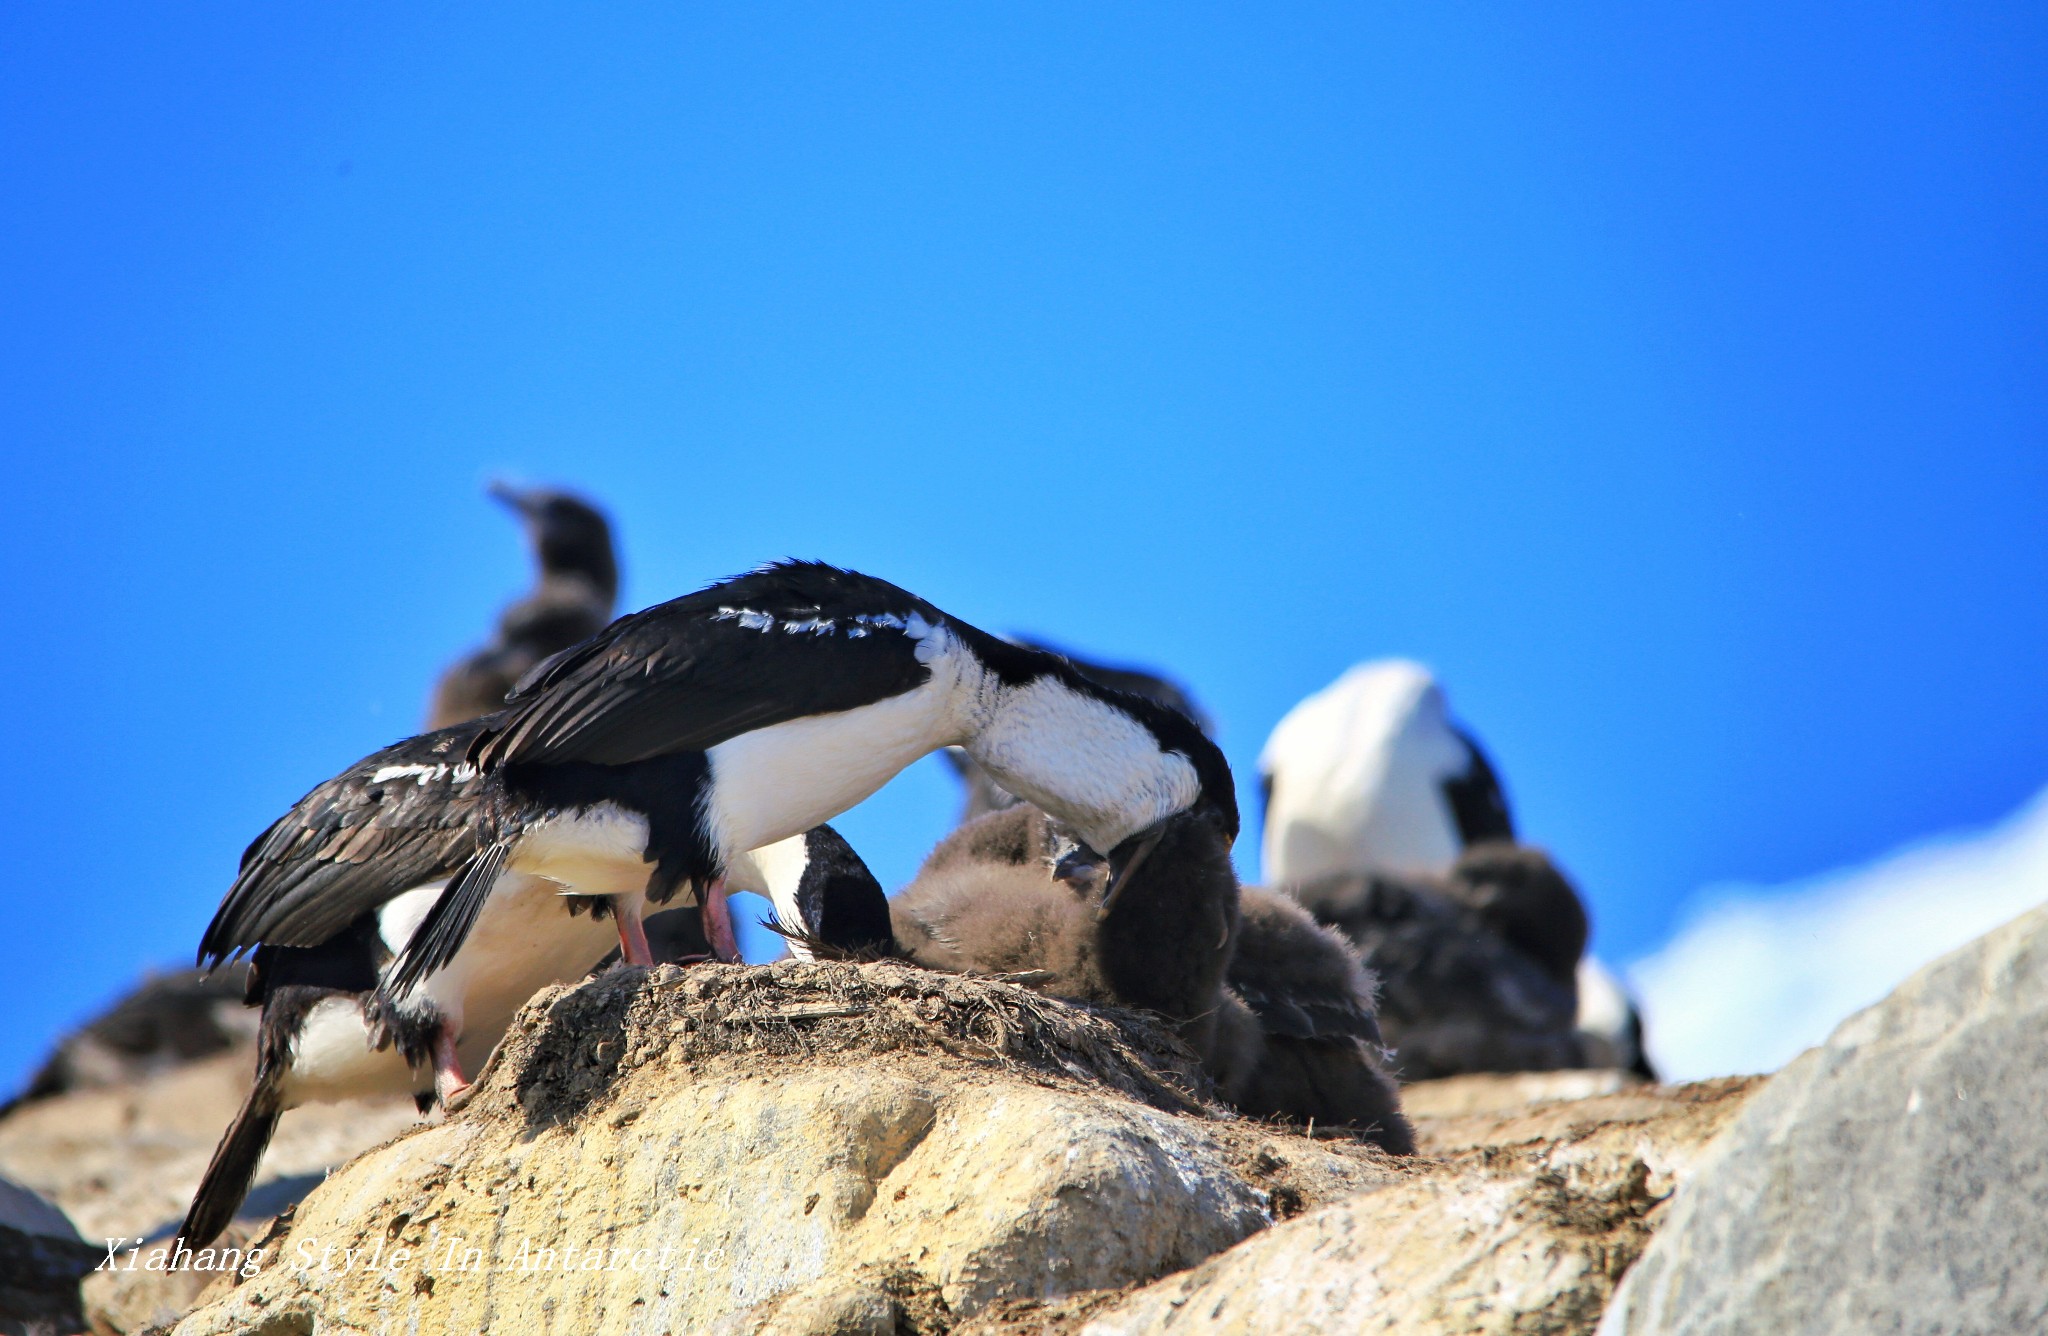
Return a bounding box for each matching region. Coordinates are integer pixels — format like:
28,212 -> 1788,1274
488,481 -> 620,606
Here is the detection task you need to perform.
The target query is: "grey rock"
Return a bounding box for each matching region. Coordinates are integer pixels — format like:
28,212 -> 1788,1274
0,1173 -> 99,1336
1601,903 -> 2048,1336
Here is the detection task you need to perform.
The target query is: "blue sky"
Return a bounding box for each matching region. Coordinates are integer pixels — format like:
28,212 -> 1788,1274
2,3 -> 2042,1089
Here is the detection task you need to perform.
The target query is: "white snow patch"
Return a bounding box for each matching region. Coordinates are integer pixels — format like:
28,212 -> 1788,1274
1629,785 -> 2048,1081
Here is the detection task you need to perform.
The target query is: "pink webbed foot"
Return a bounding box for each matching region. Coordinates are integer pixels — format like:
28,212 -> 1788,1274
614,897 -> 656,967
701,877 -> 741,963
432,1024 -> 470,1108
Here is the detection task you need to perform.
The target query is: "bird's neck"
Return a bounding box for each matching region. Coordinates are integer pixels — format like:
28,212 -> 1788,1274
963,674 -> 1201,854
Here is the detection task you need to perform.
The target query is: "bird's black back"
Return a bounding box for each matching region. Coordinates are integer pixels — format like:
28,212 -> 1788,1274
467,562 -> 943,770
465,561 -> 1236,841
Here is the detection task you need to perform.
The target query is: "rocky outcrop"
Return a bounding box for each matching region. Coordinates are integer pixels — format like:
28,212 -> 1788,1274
1065,1078 -> 1753,1336
166,961 -> 1404,1335
23,902 -> 2048,1335
148,961 -> 1750,1336
1599,903 -> 2048,1336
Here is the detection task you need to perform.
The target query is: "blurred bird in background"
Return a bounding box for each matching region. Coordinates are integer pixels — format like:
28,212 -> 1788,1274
426,483 -> 620,730
1259,660 -> 1656,1081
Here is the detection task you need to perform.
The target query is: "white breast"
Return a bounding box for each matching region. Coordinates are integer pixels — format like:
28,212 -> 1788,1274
1260,659 -> 1469,885
425,872 -> 621,1075
506,803 -> 654,896
373,871 -> 625,1081
700,625 -> 982,857
278,996 -> 416,1107
280,864 -> 628,1110
966,676 -> 1200,854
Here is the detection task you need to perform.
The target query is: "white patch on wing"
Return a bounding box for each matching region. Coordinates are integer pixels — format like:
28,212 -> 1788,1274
702,626 -> 979,856
370,762 -> 477,786
709,605 -> 932,643
1258,659 -> 1469,886
967,676 -> 1200,854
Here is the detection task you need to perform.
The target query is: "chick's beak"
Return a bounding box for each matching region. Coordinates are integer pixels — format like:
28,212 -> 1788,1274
1053,846 -> 1107,895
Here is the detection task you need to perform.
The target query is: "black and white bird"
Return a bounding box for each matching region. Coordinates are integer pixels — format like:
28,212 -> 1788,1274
389,560 -> 1237,995
943,638 -> 1212,827
181,717 -> 631,1247
427,484 -> 620,730
1259,659 -> 1512,888
180,729 -> 877,1245
742,825 -> 897,962
775,805 -> 1411,1152
1259,659 -> 1655,1079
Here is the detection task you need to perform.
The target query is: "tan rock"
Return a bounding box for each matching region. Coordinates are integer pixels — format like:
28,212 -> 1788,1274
51,959 -> 1767,1336
172,962 -> 1406,1336
79,1222 -> 260,1336
0,1046 -> 417,1249
1074,1078 -> 1757,1336
1400,1069 -> 1644,1121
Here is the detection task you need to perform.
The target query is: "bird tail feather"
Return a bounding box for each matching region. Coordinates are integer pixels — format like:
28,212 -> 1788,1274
179,1087 -> 282,1251
386,841 -> 509,995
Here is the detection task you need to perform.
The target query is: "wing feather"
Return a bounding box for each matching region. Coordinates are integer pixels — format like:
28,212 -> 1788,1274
196,721 -> 489,966
469,562 -> 944,769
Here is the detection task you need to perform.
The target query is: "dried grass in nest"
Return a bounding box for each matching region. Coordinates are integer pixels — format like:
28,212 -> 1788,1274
468,960 -> 1216,1132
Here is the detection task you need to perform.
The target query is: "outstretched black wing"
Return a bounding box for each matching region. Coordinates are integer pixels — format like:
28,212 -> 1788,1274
196,721 -> 491,967
467,561 -> 945,770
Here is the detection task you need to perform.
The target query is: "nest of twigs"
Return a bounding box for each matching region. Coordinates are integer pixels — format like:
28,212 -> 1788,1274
469,960 -> 1215,1131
